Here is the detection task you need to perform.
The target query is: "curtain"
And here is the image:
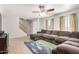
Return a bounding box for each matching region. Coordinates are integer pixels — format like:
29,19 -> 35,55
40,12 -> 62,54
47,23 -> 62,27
45,20 -> 48,30
50,19 -> 54,30
70,13 -> 78,32
60,16 -> 65,31
45,19 -> 54,30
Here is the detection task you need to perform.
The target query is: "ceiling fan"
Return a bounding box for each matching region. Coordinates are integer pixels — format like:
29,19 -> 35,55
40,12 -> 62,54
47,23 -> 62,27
32,5 -> 55,14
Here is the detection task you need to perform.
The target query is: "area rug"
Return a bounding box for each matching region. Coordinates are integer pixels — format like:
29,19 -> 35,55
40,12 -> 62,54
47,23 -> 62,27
25,40 -> 57,54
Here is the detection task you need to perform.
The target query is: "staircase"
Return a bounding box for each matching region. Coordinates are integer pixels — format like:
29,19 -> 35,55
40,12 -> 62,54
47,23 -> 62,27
19,19 -> 27,34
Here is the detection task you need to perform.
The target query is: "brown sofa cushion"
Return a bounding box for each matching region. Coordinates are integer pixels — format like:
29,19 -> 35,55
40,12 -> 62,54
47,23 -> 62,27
69,38 -> 79,43
46,30 -> 53,34
52,31 -> 60,35
56,43 -> 79,54
64,41 -> 79,47
55,36 -> 70,43
70,32 -> 79,39
57,31 -> 72,37
42,34 -> 58,39
41,29 -> 47,33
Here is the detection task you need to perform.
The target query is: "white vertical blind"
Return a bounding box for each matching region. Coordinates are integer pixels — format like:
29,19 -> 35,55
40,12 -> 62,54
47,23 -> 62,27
47,19 -> 51,30
65,15 -> 71,31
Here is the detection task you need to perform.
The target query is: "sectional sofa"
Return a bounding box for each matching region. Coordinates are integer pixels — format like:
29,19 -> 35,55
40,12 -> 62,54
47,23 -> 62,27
30,29 -> 79,54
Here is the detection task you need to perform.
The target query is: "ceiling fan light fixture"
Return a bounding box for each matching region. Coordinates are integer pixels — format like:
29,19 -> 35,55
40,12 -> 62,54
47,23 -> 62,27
39,12 -> 47,17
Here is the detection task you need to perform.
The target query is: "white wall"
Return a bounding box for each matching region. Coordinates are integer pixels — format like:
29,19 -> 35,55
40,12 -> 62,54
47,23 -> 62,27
2,12 -> 26,38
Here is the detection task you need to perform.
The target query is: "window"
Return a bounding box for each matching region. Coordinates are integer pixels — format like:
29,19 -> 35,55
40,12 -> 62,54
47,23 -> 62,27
48,20 -> 51,29
64,15 -> 71,31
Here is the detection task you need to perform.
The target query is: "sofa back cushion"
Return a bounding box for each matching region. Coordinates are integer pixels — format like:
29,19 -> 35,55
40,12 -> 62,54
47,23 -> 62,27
52,31 -> 60,35
41,30 -> 79,39
46,30 -> 53,34
58,31 -> 72,37
41,29 -> 47,33
70,32 -> 79,39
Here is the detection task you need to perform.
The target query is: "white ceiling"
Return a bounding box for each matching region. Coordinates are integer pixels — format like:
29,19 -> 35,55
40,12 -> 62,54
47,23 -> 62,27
0,4 -> 79,19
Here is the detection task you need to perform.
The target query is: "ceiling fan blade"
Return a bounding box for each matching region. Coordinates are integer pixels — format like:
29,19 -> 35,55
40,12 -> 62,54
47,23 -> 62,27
47,8 -> 54,12
32,11 -> 40,13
